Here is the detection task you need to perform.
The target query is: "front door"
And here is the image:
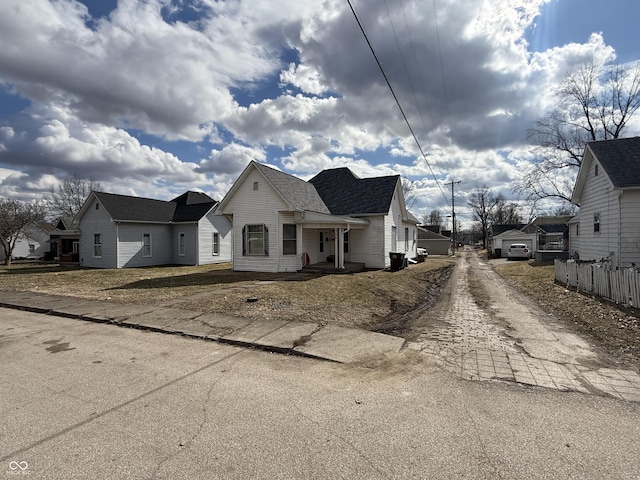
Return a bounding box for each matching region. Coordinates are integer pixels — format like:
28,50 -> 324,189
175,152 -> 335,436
319,230 -> 335,262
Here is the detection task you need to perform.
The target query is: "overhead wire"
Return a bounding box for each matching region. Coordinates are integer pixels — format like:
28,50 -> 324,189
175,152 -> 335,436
345,0 -> 450,207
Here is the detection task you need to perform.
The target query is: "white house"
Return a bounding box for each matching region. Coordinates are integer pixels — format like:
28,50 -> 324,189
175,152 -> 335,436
216,161 -> 418,273
570,137 -> 640,268
75,191 -> 232,268
0,222 -> 51,262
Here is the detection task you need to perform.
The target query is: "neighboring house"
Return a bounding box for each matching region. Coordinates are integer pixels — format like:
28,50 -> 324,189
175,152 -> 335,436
216,161 -> 418,273
75,191 -> 232,268
48,217 -> 81,262
570,137 -> 640,268
417,226 -> 451,255
491,228 -> 537,258
0,222 -> 50,262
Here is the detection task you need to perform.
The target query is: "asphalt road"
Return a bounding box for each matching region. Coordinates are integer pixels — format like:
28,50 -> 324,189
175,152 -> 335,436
1,307 -> 639,479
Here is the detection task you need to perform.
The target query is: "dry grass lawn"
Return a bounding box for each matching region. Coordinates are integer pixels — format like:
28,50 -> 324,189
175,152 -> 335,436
0,258 -> 456,330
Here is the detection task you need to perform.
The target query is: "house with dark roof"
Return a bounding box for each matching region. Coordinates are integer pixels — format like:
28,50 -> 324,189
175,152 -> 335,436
570,137 -> 640,268
216,161 -> 418,272
75,191 -> 231,268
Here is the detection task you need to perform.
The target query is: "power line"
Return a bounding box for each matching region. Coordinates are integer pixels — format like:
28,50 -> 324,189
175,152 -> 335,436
345,0 -> 450,207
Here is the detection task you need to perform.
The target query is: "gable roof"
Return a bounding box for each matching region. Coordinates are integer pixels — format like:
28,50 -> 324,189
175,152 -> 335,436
572,137 -> 640,204
586,137 -> 640,188
83,191 -> 216,224
170,191 -> 217,222
253,162 -> 330,213
490,223 -> 526,236
417,226 -> 450,240
309,168 -> 399,215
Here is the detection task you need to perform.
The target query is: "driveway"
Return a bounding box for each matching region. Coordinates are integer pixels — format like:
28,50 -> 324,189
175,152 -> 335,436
413,248 -> 640,401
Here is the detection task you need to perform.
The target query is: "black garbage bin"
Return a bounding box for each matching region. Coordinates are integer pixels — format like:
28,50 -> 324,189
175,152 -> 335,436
389,252 -> 405,271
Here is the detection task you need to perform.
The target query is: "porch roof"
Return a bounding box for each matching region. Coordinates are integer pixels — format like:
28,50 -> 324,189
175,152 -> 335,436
294,210 -> 369,229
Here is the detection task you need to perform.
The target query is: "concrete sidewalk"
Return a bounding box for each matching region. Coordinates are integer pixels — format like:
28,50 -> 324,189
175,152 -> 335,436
0,290 -> 405,364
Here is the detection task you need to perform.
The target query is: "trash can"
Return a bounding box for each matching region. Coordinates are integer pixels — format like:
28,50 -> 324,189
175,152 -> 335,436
389,252 -> 405,271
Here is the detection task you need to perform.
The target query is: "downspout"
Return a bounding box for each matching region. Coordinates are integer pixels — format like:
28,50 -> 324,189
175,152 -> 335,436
338,224 -> 351,269
618,191 -> 623,269
116,222 -> 120,268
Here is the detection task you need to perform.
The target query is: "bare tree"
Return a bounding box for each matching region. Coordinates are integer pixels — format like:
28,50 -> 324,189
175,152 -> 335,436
468,186 -> 500,247
0,199 -> 46,266
490,195 -> 522,224
422,209 -> 444,226
45,175 -> 101,221
401,178 -> 417,209
517,60 -> 640,203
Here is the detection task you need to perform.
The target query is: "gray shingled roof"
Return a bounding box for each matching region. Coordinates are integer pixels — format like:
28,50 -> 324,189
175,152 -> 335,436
94,191 -> 215,223
309,168 -> 399,215
254,162 -> 330,213
170,191 -> 216,222
588,137 -> 640,188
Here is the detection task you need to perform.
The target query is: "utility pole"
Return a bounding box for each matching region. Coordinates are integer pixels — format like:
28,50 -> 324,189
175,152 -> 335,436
445,180 -> 461,255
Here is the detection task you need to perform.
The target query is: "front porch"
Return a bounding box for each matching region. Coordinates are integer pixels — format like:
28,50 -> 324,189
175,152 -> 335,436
302,261 -> 366,274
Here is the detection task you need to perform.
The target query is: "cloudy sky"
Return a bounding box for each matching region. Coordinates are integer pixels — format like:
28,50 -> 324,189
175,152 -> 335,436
0,0 -> 639,226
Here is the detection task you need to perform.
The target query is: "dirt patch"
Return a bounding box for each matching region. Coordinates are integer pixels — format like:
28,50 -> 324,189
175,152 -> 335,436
494,261 -> 640,370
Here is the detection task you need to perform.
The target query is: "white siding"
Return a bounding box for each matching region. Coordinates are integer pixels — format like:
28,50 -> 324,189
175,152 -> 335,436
575,158 -> 620,264
222,169 -> 289,272
620,190 -> 640,268
117,224 -> 172,268
349,216 -> 386,268
79,199 -> 118,268
197,213 -> 233,265
277,212 -> 300,272
172,224 -> 198,265
301,229 -> 319,264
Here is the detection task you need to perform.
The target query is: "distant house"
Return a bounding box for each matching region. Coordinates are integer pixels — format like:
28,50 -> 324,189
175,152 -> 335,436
489,217 -> 571,258
417,226 -> 450,255
216,161 -> 418,273
0,222 -> 50,262
47,218 -> 81,262
75,191 -> 232,268
570,137 -> 640,268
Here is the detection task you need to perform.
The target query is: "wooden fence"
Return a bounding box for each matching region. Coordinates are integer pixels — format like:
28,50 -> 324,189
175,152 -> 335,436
554,259 -> 640,309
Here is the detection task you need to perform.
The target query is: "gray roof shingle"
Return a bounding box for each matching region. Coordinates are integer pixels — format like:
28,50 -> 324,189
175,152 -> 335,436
309,168 -> 399,215
94,191 -> 215,223
254,162 -> 330,213
588,137 -> 640,188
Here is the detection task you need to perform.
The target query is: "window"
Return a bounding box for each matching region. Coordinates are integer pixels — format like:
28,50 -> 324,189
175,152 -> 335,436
594,213 -> 600,233
28,244 -> 35,255
72,241 -> 79,254
344,231 -> 349,253
319,231 -> 324,253
212,232 -> 219,255
283,224 -> 297,255
93,234 -> 102,258
178,233 -> 185,256
253,181 -> 259,191
143,233 -> 152,257
243,224 -> 269,256
404,227 -> 409,251
575,224 -> 580,237
595,164 -> 599,176
95,202 -> 99,210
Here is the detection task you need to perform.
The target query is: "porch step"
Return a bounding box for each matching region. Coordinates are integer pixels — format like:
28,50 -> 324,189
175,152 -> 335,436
303,261 -> 366,274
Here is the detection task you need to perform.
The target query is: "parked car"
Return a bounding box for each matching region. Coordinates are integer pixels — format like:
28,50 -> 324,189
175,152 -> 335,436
416,248 -> 429,258
507,243 -> 530,260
